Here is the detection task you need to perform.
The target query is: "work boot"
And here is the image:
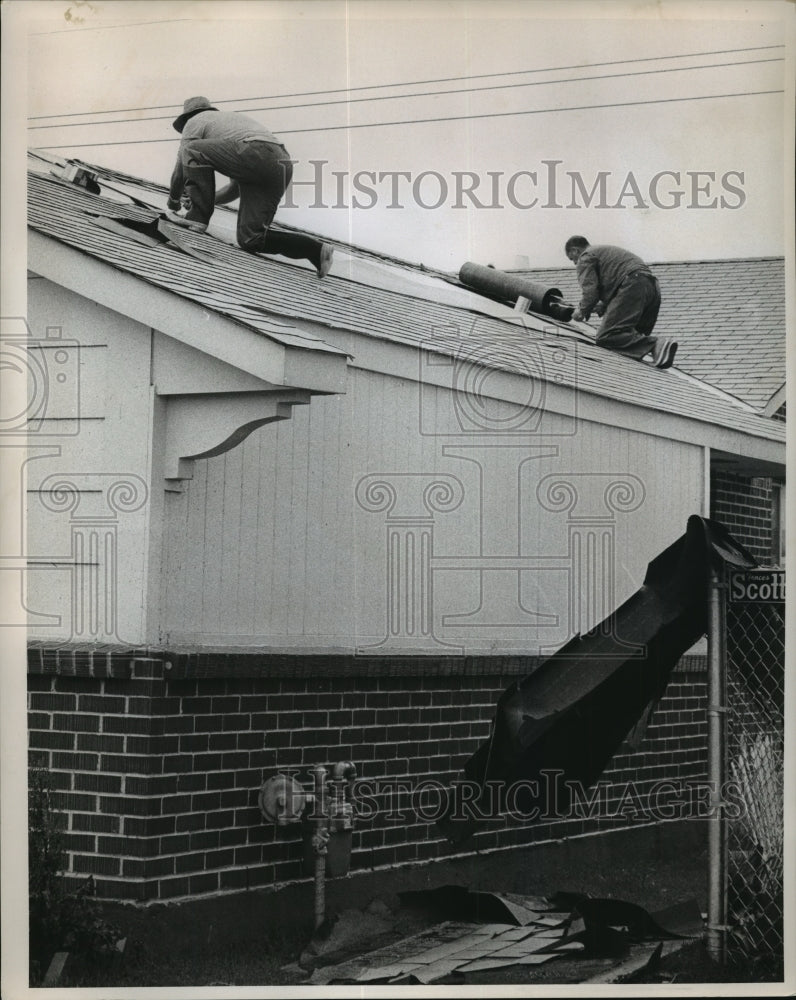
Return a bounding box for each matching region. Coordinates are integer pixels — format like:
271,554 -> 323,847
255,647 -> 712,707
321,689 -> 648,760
163,210 -> 208,233
317,243 -> 334,279
650,338 -> 669,366
656,340 -> 678,369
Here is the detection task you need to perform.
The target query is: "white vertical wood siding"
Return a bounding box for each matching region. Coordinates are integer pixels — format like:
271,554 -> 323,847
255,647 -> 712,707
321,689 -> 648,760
162,367 -> 704,653
25,279 -> 154,645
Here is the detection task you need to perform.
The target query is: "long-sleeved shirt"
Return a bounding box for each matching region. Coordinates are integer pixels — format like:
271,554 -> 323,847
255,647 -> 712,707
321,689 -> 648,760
169,109 -> 282,201
575,244 -> 654,319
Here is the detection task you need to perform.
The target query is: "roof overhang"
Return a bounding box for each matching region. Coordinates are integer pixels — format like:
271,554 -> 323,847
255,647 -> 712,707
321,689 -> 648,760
318,324 -> 786,467
28,229 -> 348,395
710,449 -> 786,480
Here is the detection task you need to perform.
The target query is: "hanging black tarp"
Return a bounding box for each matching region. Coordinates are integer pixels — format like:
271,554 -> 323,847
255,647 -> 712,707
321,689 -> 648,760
437,515 -> 756,841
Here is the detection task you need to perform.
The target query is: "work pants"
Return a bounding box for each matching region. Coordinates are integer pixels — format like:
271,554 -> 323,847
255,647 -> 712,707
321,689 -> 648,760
596,272 -> 661,359
178,137 -> 322,266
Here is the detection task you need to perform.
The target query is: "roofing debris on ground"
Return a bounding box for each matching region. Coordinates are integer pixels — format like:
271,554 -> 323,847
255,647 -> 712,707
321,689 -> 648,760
297,886 -> 703,986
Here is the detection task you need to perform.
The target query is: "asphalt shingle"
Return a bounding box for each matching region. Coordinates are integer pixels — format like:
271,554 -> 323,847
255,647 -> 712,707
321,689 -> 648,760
26,159 -> 784,448
513,258 -> 785,412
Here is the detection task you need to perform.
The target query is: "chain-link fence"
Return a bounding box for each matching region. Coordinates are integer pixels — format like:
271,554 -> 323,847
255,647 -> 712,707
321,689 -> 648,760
724,569 -> 785,977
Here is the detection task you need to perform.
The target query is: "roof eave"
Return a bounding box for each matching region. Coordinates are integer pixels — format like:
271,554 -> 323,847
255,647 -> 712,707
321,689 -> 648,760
28,228 -> 348,394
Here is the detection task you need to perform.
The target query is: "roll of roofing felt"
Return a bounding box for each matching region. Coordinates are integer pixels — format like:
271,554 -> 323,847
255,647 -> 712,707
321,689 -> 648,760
459,262 -> 573,320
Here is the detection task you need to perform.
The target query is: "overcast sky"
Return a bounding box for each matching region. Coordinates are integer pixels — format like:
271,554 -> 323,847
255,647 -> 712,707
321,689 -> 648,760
17,0 -> 796,269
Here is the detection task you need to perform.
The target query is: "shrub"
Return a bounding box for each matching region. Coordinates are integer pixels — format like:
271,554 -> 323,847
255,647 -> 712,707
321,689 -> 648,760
29,768 -> 120,984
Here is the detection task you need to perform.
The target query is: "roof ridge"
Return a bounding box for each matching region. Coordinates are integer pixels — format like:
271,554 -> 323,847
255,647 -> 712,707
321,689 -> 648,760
508,256 -> 785,271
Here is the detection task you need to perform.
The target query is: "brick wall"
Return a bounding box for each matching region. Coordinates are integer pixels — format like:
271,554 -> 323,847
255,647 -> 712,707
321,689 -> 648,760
28,650 -> 708,903
710,470 -> 779,565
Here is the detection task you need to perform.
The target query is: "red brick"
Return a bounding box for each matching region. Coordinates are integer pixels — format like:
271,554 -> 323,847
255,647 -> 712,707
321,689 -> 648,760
160,834 -> 191,854
27,675 -> 55,692
193,715 -> 225,733
205,810 -> 235,829
125,775 -> 178,796
163,716 -> 194,734
206,771 -> 236,791
73,854 -> 121,876
246,864 -> 275,887
164,755 -> 195,774
63,831 -> 97,852
189,872 -> 218,894
75,773 -> 122,794
190,830 -> 221,851
100,754 -> 159,775
177,773 -> 207,792
222,714 -> 251,732
219,867 -> 250,890
29,731 -> 75,750
234,844 -> 263,865
72,813 -> 120,834
100,796 -> 159,816
179,734 -> 209,752
122,858 -> 148,878
159,875 -> 191,899
103,716 -> 155,735
30,692 -> 77,712
176,813 -> 205,832
161,794 -> 193,815
207,733 -> 238,751
218,827 -> 248,847
192,752 -> 225,770
175,852 -> 206,874
52,750 -> 98,770
124,815 -> 175,837
183,697 -> 213,714
221,751 -> 249,769
78,694 -> 126,713
78,733 -> 124,753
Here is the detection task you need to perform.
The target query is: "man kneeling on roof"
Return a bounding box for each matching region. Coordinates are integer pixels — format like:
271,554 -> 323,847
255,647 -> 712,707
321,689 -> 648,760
565,236 -> 677,369
165,96 -> 334,278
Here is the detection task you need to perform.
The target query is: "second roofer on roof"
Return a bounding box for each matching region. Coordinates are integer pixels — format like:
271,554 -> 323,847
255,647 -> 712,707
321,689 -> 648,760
165,96 -> 334,278
565,236 -> 677,369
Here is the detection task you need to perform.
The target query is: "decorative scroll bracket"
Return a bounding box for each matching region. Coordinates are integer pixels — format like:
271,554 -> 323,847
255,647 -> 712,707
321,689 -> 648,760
162,390 -> 311,486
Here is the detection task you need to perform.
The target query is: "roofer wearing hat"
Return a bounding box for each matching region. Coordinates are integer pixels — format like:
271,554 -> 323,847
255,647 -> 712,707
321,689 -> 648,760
565,237 -> 677,369
166,96 -> 333,277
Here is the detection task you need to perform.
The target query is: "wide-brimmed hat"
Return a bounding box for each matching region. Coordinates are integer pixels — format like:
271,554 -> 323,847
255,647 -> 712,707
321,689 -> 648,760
173,96 -> 217,132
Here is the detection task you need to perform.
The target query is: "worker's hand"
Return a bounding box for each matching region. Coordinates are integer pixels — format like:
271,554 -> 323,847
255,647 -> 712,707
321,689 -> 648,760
572,308 -> 585,323
594,302 -> 605,317
166,196 -> 182,212
180,193 -> 192,212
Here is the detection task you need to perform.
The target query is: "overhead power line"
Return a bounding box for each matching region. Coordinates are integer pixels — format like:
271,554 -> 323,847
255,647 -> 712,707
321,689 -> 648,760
35,89 -> 783,151
30,18 -> 194,36
26,56 -> 784,130
27,43 -> 785,121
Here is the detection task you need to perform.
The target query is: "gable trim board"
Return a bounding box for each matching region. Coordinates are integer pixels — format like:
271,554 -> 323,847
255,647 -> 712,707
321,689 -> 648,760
28,231 -> 348,395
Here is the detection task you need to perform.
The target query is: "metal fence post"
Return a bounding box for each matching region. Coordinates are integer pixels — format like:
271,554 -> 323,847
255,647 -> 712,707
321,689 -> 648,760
706,564 -> 728,963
